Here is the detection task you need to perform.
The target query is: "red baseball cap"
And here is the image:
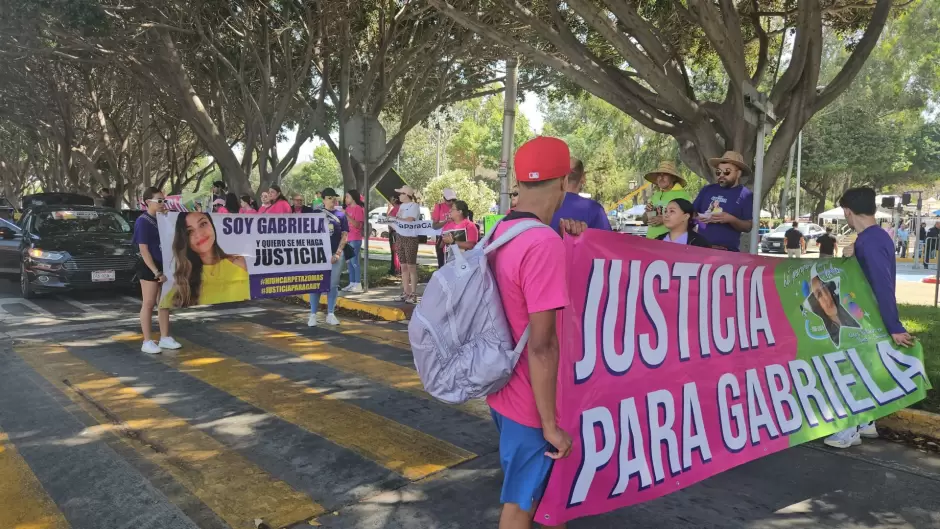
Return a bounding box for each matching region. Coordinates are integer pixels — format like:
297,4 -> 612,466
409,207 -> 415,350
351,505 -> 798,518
514,136 -> 570,182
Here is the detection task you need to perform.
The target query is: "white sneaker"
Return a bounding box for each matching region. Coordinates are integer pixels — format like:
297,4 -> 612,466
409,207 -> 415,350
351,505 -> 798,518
325,313 -> 340,326
341,284 -> 354,292
141,340 -> 162,355
307,314 -> 319,327
858,421 -> 879,439
347,283 -> 363,293
158,337 -> 182,350
824,427 -> 861,449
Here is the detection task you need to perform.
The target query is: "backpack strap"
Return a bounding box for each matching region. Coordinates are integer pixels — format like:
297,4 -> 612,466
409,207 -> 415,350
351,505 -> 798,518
482,219 -> 551,256
512,325 -> 531,358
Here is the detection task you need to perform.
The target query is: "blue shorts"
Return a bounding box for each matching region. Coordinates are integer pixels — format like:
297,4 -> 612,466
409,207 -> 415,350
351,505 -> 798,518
491,409 -> 554,512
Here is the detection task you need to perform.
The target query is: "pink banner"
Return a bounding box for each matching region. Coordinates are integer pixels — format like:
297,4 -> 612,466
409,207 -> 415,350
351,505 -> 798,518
535,230 -> 930,525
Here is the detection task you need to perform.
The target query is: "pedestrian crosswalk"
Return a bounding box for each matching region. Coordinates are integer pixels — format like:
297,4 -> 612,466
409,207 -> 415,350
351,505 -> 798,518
0,309 -> 495,529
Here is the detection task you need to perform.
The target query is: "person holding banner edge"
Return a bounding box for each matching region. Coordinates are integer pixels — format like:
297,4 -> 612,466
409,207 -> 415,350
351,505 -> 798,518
343,190 -> 365,293
487,136 -> 589,529
692,151 -> 754,251
825,186 -> 915,449
393,185 -> 421,304
309,188 -> 348,327
132,187 -> 182,355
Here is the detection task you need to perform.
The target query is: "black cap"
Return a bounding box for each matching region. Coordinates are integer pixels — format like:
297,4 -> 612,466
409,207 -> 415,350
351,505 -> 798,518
213,180 -> 225,189
321,187 -> 340,198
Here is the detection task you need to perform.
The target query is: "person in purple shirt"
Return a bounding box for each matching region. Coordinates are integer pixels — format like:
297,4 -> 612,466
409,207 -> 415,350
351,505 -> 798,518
132,187 -> 183,355
692,151 -> 754,251
549,158 -> 611,232
824,187 -> 914,450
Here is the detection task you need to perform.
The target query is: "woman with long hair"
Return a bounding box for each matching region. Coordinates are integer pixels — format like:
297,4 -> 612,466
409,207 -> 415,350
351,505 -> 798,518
439,200 -> 479,263
655,198 -> 711,247
387,196 -> 401,275
393,186 -> 420,303
239,194 -> 257,213
162,212 -> 249,308
260,184 -> 291,214
342,189 -> 365,292
217,192 -> 240,214
132,187 -> 182,355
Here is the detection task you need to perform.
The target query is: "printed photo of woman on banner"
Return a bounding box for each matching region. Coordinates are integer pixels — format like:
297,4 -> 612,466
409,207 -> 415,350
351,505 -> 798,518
161,212 -> 250,308
802,267 -> 861,346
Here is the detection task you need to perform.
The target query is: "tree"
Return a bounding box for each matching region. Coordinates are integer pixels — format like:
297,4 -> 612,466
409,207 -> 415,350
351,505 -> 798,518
423,170 -> 498,219
429,0 -> 908,203
281,145 -> 343,201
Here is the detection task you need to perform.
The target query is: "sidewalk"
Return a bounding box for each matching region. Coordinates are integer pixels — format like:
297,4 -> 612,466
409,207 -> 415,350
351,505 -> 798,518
303,283 -> 427,321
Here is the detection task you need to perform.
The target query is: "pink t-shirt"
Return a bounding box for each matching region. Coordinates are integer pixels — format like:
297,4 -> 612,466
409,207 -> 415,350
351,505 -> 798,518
441,218 -> 479,245
260,200 -> 292,214
485,218 -> 569,428
346,204 -> 365,242
432,202 -> 451,223
239,206 -> 257,214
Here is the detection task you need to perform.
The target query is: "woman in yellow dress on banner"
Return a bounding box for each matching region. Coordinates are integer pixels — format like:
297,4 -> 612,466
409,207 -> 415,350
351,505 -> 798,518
161,212 -> 249,308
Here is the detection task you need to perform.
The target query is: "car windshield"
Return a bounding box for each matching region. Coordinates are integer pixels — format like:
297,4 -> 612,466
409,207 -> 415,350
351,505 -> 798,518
34,210 -> 130,237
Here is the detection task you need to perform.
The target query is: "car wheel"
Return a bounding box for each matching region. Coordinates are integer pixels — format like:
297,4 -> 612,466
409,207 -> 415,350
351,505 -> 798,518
380,231 -> 389,238
20,263 -> 33,299
371,229 -> 377,237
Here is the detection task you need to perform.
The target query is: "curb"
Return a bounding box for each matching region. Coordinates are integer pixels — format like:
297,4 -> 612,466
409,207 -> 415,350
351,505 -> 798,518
297,293 -> 408,322
880,408 -> 940,440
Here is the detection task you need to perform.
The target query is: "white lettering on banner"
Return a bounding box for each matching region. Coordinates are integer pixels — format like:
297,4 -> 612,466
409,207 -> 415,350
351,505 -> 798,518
567,340 -> 927,503
575,259 -> 775,383
394,220 -> 441,238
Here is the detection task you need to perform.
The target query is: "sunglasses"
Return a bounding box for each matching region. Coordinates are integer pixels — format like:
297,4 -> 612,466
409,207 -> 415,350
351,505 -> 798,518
715,169 -> 734,177
147,198 -> 166,204
510,192 -> 519,198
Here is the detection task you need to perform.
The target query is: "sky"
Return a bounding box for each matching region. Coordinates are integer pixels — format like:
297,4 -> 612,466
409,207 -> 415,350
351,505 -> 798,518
282,91 -> 545,163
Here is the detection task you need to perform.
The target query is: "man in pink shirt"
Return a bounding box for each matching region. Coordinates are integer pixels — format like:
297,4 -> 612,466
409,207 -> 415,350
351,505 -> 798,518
487,136 -> 581,529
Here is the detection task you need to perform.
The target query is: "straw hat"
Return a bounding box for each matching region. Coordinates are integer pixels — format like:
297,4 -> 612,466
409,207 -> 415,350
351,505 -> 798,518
707,151 -> 751,175
644,161 -> 687,188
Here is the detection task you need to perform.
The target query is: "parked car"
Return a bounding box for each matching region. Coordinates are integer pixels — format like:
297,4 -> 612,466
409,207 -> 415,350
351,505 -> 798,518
21,192 -> 95,212
0,205 -> 140,298
760,223 -> 826,253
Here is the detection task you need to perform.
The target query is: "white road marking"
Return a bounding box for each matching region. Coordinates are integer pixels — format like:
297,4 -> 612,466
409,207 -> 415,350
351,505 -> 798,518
60,296 -> 104,314
2,305 -> 269,338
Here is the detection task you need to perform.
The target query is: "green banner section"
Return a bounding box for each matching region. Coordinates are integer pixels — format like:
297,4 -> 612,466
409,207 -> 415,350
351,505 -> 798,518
483,214 -> 505,235
776,257 -> 931,445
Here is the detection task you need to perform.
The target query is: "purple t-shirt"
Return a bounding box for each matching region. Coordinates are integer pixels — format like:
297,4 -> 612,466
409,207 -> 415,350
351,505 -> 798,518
132,213 -> 162,264
692,184 -> 753,251
855,226 -> 905,335
550,192 -> 611,232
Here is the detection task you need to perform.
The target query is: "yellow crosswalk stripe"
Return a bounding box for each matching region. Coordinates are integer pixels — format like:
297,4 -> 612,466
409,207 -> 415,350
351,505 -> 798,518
0,429 -> 71,529
320,318 -> 412,349
14,341 -> 323,529
221,321 -> 492,421
113,333 -> 476,480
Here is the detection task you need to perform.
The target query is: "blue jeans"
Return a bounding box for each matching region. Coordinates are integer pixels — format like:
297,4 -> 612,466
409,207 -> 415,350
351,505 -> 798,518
311,256 -> 344,315
346,240 -> 362,283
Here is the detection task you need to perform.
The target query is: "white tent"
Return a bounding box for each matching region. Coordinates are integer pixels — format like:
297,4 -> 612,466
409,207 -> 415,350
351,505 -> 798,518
760,209 -> 772,218
818,207 -> 892,221
622,204 -> 646,216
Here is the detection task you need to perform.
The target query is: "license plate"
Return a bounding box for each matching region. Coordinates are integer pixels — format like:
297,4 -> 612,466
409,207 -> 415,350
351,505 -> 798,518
772,242 -> 781,247
92,270 -> 115,282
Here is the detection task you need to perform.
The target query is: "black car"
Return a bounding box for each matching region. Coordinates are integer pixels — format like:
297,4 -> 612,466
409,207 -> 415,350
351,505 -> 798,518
0,205 -> 140,298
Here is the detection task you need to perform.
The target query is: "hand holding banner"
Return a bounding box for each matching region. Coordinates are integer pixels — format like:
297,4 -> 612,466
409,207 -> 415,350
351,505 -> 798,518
157,212 -> 332,308
536,231 -> 930,525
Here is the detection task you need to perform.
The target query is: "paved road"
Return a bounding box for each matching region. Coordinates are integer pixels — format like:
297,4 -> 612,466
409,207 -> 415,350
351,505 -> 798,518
1,282 -> 939,529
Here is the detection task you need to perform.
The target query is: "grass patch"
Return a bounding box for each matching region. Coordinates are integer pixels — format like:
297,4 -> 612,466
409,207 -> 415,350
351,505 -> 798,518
899,304 -> 940,414
336,257 -> 435,288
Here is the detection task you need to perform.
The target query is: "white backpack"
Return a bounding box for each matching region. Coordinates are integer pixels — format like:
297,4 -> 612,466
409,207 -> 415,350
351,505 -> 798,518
408,220 -> 551,404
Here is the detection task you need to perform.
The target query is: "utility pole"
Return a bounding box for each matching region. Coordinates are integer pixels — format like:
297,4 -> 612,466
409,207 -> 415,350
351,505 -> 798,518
795,131 -> 803,221
435,124 -> 441,179
742,82 -> 776,254
498,57 -> 519,214
779,142 -> 795,219
142,99 -> 151,189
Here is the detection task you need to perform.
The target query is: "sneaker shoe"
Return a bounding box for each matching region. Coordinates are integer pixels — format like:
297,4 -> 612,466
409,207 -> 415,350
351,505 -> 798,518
158,337 -> 182,350
858,421 -> 879,439
307,314 -> 319,327
348,283 -> 363,293
341,284 -> 354,292
824,427 -> 861,449
141,340 -> 162,355
325,313 -> 340,326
